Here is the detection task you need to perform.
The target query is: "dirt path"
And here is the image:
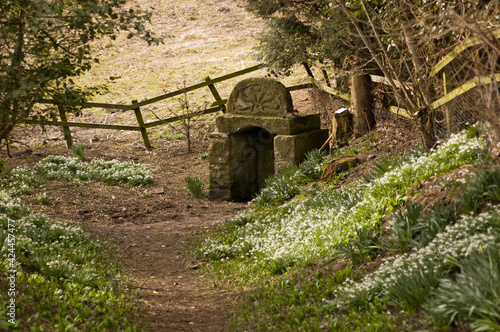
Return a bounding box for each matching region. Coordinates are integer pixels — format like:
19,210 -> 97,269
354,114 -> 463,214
86,201 -> 245,331
3,128 -> 248,331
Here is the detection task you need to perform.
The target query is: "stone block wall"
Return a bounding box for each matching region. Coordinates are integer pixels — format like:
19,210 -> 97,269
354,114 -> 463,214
209,77 -> 329,201
274,129 -> 329,173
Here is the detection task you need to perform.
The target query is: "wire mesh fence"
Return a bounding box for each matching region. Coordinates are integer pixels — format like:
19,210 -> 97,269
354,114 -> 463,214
433,88 -> 481,139
373,82 -> 499,144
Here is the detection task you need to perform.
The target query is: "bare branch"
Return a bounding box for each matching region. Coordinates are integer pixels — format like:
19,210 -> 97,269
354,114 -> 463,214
338,1 -> 416,112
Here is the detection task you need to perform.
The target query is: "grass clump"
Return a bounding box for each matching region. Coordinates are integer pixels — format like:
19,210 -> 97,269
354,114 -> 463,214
386,202 -> 423,253
335,225 -> 384,265
457,169 -> 500,214
252,149 -> 326,208
156,131 -> 186,140
427,248 -> 500,330
35,192 -> 51,205
70,144 -> 86,160
185,176 -> 204,198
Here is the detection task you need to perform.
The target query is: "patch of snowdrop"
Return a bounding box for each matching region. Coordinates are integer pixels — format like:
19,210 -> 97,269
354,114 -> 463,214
200,130 -> 488,271
7,156 -> 153,195
0,189 -> 117,305
37,155 -> 154,185
333,207 -> 500,308
362,131 -> 486,198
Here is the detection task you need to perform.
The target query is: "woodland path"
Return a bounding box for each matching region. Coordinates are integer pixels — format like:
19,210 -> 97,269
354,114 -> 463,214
5,126 -> 248,331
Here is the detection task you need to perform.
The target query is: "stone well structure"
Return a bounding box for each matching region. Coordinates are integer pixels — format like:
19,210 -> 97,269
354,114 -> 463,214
209,78 -> 328,201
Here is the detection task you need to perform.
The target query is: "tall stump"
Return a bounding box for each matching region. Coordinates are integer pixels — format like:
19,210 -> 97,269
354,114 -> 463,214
351,74 -> 375,135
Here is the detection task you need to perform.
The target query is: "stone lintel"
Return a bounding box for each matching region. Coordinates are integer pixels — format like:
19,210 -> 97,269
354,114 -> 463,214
216,113 -> 321,136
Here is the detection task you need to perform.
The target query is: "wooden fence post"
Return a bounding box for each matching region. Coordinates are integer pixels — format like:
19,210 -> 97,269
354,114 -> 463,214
302,62 -> 315,78
132,99 -> 152,148
443,70 -> 452,135
351,74 -> 375,136
317,60 -> 332,87
205,76 -> 225,113
332,108 -> 353,147
321,69 -> 332,88
58,105 -> 73,148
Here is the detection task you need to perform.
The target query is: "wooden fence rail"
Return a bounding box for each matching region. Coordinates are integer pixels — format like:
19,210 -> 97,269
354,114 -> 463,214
309,30 -> 500,130
32,29 -> 497,150
28,63 -> 316,148
28,64 -> 270,148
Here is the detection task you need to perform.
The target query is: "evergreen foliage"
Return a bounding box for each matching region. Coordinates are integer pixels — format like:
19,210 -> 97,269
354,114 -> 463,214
246,0 -> 500,149
246,0 -> 498,76
245,0 -> 368,73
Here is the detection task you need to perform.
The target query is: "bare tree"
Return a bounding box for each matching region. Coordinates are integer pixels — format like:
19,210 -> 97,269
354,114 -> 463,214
335,0 -> 500,149
166,84 -> 209,153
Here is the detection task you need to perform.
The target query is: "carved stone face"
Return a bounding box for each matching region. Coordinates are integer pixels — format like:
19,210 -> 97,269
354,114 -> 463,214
227,78 -> 293,117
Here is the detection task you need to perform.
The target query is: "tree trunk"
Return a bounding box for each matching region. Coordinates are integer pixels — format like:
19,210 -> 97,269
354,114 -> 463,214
417,108 -> 436,150
1,11 -> 25,155
351,74 -> 375,136
402,23 -> 437,150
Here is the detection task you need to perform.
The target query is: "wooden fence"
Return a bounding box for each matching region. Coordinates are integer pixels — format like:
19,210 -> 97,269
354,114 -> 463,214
29,30 -> 499,149
307,30 -> 500,124
27,63 -> 313,148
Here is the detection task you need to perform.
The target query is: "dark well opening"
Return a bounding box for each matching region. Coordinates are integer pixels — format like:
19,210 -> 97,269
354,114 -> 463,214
230,127 -> 275,201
